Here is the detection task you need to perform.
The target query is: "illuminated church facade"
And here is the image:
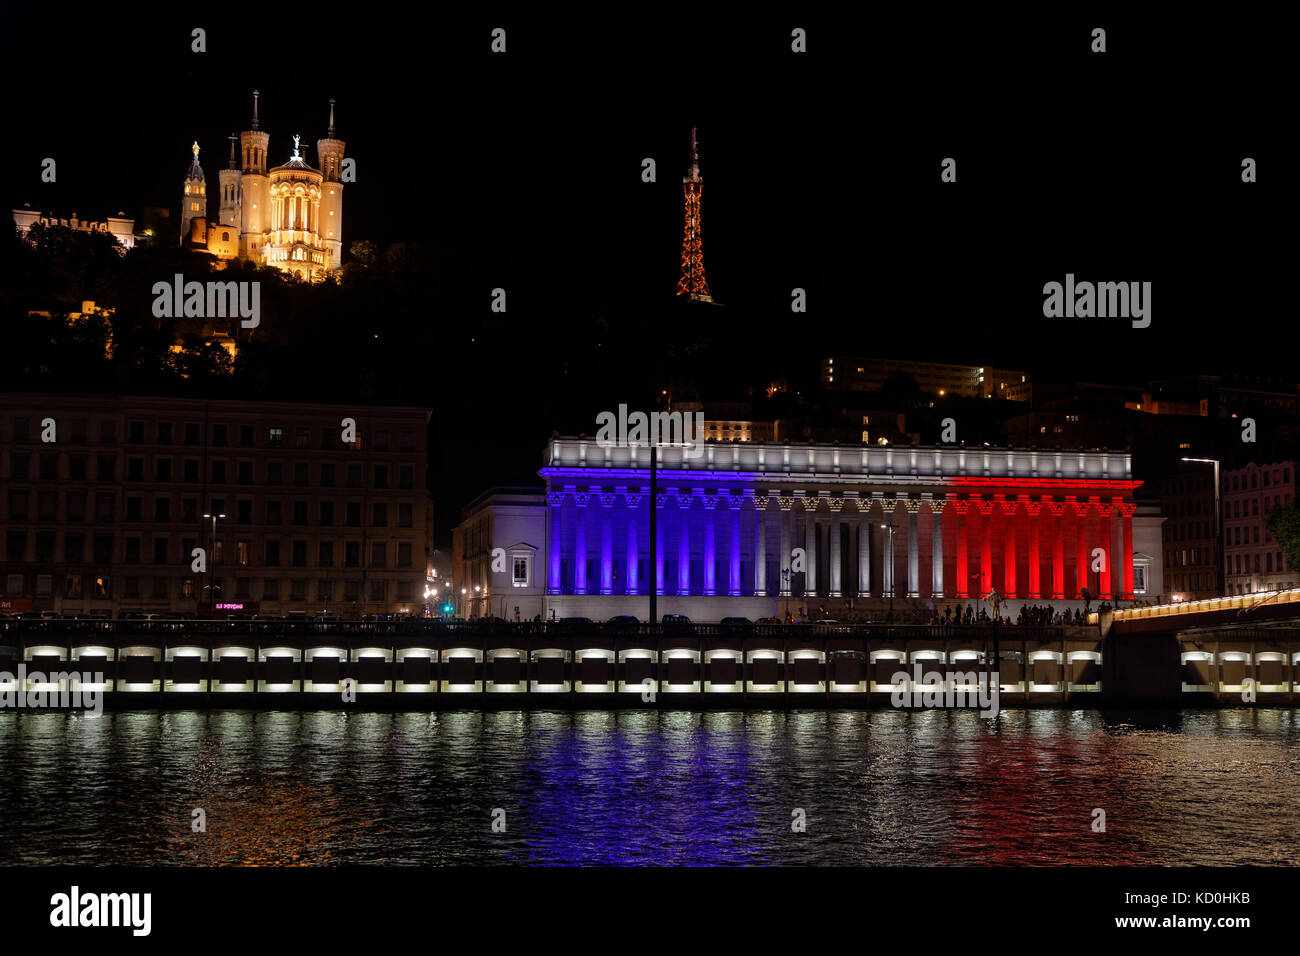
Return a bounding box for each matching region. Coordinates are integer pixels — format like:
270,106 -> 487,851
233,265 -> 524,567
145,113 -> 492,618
181,91 -> 346,280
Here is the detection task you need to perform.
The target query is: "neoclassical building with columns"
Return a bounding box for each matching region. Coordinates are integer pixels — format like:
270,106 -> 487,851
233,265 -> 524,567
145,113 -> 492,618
533,437 -> 1163,621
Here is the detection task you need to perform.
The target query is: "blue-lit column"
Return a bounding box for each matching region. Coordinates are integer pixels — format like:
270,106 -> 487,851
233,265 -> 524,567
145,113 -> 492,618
625,488 -> 641,595
677,491 -> 692,595
728,494 -> 742,596
600,493 -> 614,595
779,496 -> 793,596
573,490 -> 589,594
829,498 -> 843,597
703,489 -> 717,596
753,495 -> 768,596
547,489 -> 564,594
655,490 -> 665,595
878,493 -> 893,598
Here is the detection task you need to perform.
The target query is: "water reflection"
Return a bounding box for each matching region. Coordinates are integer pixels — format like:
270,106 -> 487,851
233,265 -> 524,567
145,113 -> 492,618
1,709 -> 1297,865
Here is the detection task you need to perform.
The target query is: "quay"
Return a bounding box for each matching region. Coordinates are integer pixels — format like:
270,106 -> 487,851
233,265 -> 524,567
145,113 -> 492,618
3,617 -> 1298,709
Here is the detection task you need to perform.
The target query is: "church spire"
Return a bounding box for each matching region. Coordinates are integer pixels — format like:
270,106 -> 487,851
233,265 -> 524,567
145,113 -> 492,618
327,98 -> 336,138
186,141 -> 204,181
227,133 -> 238,170
251,89 -> 260,131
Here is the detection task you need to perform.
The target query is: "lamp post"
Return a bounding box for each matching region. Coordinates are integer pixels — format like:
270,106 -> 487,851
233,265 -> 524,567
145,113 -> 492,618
459,587 -> 467,619
1182,457 -> 1223,597
781,568 -> 791,622
201,512 -> 225,618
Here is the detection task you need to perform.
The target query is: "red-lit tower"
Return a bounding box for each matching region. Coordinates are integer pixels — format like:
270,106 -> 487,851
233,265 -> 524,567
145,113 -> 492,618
675,126 -> 713,302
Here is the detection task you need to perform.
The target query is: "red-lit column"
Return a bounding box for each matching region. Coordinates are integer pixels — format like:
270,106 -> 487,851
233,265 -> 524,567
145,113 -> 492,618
1097,498 -> 1113,600
952,496 -> 969,599
1001,497 -> 1017,598
977,498 -> 994,598
1070,496 -> 1089,599
1049,501 -> 1065,599
1120,500 -> 1135,600
1024,498 -> 1042,599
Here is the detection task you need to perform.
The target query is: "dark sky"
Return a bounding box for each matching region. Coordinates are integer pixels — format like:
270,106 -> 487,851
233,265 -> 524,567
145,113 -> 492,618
2,7 -> 1288,526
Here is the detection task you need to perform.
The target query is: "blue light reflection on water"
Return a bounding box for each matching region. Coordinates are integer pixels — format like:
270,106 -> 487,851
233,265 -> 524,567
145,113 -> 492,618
1,708 -> 1298,866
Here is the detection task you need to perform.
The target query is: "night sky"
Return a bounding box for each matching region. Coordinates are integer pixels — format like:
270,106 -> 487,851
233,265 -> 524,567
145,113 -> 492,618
1,8 -> 1286,532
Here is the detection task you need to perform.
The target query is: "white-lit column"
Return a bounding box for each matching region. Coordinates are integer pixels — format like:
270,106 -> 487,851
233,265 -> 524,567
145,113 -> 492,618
930,497 -> 945,598
803,495 -> 819,597
829,501 -> 842,597
858,501 -> 871,597
754,496 -> 768,596
779,497 -> 792,596
906,498 -> 920,598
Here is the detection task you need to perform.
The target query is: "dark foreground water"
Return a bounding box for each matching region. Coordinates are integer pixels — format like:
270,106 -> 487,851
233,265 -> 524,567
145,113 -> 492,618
1,709 -> 1298,866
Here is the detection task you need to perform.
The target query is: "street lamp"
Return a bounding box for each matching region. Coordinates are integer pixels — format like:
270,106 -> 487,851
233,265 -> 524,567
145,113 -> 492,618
880,521 -> 897,622
201,512 -> 225,617
1182,457 -> 1223,597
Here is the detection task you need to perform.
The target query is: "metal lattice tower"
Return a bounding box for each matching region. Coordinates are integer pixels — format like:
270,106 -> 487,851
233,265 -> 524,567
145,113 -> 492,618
675,126 -> 713,302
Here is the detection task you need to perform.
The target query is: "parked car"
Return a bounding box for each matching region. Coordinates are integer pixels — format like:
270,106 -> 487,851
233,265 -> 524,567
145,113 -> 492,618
755,616 -> 780,624
606,615 -> 640,624
720,616 -> 752,625
559,616 -> 593,624
661,614 -> 693,630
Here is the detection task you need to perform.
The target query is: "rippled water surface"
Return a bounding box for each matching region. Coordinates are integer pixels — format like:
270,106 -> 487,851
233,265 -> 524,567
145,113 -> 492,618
1,709 -> 1298,865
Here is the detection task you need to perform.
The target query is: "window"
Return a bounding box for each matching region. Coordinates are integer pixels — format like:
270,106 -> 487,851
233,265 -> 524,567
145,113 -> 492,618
398,503 -> 413,528
154,498 -> 171,522
184,423 -> 200,445
70,419 -> 87,443
316,580 -> 332,601
265,540 -> 281,566
345,542 -> 360,568
9,452 -> 28,480
66,574 -> 83,598
292,541 -> 307,567
375,430 -> 390,452
40,453 -> 58,479
290,580 -> 306,601
369,579 -> 386,601
126,497 -> 143,522
237,499 -> 252,524
373,465 -> 388,489
93,576 -> 111,598
293,501 -> 308,525
153,538 -> 168,564
397,542 -> 412,568
69,454 -> 87,480
158,422 -> 173,445
184,459 -> 199,483
346,502 -> 361,527
399,431 -> 414,453
320,502 -> 335,526
212,424 -> 228,447
320,428 -> 335,450
93,534 -> 113,564
35,533 -> 55,562
125,537 -> 141,563
262,579 -> 279,600
238,461 -> 253,484
267,461 -> 283,485
128,420 -> 145,443
65,532 -> 84,562
124,577 -> 140,599
344,579 -> 361,601
182,498 -> 198,521
126,457 -> 144,481
236,540 -> 250,566
268,427 -> 284,448
38,491 -> 57,520
372,503 -> 387,527
99,420 -> 115,444
181,578 -> 196,598
295,427 -> 310,450
211,460 -> 227,483
399,466 -> 413,490
319,541 -> 334,567
97,454 -> 116,480
347,464 -> 362,488
236,577 -> 250,599
156,458 -> 172,482
370,542 -> 386,568
266,501 -> 282,525
8,491 -> 28,520
239,424 -> 254,447
320,463 -> 336,487
294,462 -> 308,486
95,492 -> 114,522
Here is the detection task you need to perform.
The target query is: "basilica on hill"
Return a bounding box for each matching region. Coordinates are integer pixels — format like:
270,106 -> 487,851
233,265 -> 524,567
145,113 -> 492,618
181,91 -> 347,280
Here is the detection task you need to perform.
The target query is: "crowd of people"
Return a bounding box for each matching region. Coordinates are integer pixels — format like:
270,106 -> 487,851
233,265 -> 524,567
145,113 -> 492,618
929,603 -> 1090,626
